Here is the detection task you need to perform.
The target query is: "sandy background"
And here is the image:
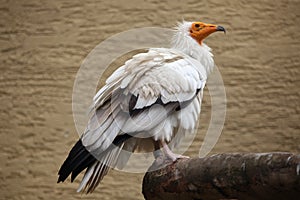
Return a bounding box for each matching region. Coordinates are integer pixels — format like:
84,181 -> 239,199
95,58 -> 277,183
1,0 -> 299,199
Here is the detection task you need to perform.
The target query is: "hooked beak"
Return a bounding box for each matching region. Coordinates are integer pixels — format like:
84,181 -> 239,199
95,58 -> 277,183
216,26 -> 226,34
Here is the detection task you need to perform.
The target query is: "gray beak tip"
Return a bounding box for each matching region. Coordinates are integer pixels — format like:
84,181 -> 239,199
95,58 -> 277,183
216,26 -> 226,34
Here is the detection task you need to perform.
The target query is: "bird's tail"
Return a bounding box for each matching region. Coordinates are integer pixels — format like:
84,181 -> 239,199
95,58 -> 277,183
76,142 -> 125,193
57,134 -> 132,193
57,140 -> 96,185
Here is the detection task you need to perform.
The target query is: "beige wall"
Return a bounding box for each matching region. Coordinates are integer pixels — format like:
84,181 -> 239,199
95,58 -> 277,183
1,0 -> 299,199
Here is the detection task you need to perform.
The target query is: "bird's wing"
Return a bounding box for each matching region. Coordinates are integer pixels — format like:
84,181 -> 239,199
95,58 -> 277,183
81,48 -> 207,155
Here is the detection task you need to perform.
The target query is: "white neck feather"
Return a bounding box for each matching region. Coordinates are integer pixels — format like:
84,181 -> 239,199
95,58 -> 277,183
171,21 -> 215,75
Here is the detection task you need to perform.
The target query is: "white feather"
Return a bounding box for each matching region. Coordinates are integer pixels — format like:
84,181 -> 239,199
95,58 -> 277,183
77,162 -> 96,192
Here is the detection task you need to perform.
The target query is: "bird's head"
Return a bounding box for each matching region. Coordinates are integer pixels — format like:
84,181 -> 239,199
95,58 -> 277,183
189,21 -> 226,45
172,20 -> 226,50
171,21 -> 226,73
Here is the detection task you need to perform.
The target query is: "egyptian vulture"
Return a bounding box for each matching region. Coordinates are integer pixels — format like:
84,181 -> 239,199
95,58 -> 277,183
57,21 -> 225,193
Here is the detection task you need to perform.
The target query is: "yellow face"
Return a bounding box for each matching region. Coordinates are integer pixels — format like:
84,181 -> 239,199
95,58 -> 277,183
190,22 -> 225,45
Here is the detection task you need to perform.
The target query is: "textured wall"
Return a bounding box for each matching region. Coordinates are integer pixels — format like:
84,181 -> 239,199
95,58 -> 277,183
0,0 -> 299,199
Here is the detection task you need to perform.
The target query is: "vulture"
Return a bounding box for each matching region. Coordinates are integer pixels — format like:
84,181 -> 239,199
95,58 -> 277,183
57,21 -> 225,193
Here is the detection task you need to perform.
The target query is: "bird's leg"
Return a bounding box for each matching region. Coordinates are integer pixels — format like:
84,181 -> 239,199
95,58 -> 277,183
153,140 -> 189,166
152,140 -> 165,166
160,140 -> 189,162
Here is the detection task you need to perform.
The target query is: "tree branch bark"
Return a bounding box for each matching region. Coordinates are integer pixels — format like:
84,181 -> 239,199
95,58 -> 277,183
142,152 -> 300,200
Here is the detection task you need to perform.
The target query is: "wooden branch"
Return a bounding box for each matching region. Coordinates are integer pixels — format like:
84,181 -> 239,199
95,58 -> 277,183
142,152 -> 300,200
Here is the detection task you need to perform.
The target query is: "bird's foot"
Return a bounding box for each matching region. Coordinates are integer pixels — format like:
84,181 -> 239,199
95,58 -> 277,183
153,152 -> 190,167
165,152 -> 190,162
152,140 -> 189,167
162,143 -> 190,162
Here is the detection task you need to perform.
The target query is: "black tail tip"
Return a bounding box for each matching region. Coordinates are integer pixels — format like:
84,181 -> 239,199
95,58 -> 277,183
57,175 -> 64,183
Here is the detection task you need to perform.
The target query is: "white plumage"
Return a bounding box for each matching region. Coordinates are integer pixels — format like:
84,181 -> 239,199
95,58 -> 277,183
57,20 -> 225,193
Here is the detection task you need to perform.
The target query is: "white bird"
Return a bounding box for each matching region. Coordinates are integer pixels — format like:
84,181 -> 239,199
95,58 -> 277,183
57,21 -> 225,193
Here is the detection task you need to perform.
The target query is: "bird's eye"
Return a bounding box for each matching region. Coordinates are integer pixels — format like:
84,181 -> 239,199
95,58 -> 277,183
195,24 -> 200,28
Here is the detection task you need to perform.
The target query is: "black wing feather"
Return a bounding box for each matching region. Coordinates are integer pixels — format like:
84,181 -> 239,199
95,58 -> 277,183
57,140 -> 96,183
57,134 -> 132,183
